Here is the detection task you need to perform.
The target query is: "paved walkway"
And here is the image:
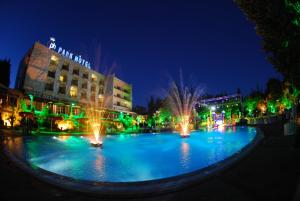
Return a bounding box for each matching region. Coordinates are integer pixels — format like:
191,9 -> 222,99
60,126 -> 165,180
0,125 -> 299,201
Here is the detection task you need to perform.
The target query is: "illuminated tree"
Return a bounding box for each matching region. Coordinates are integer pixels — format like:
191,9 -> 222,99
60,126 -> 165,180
235,0 -> 300,88
197,105 -> 210,121
243,97 -> 258,117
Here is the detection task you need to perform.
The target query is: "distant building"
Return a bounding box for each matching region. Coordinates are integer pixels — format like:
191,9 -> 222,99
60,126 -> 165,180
199,94 -> 242,108
15,41 -> 132,114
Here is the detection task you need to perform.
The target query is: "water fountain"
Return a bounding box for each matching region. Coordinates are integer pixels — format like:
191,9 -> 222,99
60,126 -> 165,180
166,74 -> 203,137
85,72 -> 113,148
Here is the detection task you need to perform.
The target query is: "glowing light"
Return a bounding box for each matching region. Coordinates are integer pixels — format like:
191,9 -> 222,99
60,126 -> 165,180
56,119 -> 74,131
70,86 -> 78,97
179,115 -> 190,137
90,123 -> 103,146
210,106 -> 216,111
59,75 -> 64,82
215,120 -> 224,126
4,120 -> 11,127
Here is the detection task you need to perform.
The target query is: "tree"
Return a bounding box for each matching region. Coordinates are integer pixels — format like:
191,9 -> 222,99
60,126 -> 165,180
235,0 -> 300,88
0,59 -> 11,87
265,78 -> 283,100
147,96 -> 164,117
132,105 -> 147,115
147,96 -> 156,117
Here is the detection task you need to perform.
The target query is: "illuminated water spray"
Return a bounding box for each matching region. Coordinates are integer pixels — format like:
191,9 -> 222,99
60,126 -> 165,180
85,44 -> 114,147
86,73 -> 112,147
166,73 -> 203,137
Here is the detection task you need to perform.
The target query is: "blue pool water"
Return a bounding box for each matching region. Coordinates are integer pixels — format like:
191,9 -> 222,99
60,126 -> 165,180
8,127 -> 256,182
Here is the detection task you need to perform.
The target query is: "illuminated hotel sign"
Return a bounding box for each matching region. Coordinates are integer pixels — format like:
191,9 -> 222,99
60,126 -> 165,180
47,37 -> 91,69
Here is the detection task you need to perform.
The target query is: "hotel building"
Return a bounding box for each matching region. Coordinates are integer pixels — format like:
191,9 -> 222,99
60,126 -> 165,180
15,41 -> 132,115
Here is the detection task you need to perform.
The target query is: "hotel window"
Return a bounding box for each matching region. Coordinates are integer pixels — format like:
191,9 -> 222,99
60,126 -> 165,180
70,86 -> 78,97
117,101 -> 121,106
59,75 -> 67,82
53,105 -> 64,114
82,73 -> 88,79
82,83 -> 87,89
47,71 -> 55,78
50,55 -> 59,66
73,107 -> 80,115
62,62 -> 69,71
58,86 -> 66,94
91,94 -> 95,102
80,92 -> 87,100
99,79 -> 104,85
71,79 -> 78,86
91,85 -> 96,92
45,83 -> 54,91
98,87 -> 104,94
73,68 -> 79,75
91,74 -> 97,82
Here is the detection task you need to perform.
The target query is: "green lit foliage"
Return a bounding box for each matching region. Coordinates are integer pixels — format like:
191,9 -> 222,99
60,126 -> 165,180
19,99 -> 28,112
153,107 -> 172,128
282,95 -> 292,109
35,104 -> 49,127
197,105 -> 210,121
267,100 -> 277,114
118,113 -> 135,131
235,0 -> 300,89
244,97 -> 258,116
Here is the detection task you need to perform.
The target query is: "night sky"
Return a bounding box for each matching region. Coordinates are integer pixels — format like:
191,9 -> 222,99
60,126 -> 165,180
0,0 -> 281,106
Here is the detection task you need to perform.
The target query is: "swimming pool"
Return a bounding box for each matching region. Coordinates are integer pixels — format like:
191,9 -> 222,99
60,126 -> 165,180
4,126 -> 262,195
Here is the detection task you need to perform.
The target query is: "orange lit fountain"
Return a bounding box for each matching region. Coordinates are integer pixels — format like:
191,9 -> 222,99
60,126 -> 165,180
86,71 -> 113,148
90,122 -> 103,147
166,74 -> 203,138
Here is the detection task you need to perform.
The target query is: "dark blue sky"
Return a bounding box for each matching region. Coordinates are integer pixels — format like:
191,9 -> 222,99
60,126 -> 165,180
0,0 -> 281,106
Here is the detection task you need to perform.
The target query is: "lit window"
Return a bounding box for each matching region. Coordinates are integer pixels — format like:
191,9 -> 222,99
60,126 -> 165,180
50,55 -> 58,62
59,75 -> 64,82
70,86 -> 77,97
50,55 -> 59,66
91,74 -> 97,82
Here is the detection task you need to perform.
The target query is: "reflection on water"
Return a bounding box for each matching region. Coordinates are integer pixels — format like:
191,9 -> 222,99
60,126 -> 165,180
95,154 -> 105,178
5,137 -> 24,158
180,141 -> 190,168
5,127 -> 257,182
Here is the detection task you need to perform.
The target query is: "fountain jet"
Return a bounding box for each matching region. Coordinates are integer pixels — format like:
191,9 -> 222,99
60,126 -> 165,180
166,73 -> 203,137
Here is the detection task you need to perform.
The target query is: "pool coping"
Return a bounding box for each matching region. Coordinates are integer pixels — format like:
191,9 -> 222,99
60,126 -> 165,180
2,126 -> 264,197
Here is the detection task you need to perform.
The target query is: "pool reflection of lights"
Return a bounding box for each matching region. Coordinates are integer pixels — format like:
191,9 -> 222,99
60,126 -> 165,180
6,127 -> 259,183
